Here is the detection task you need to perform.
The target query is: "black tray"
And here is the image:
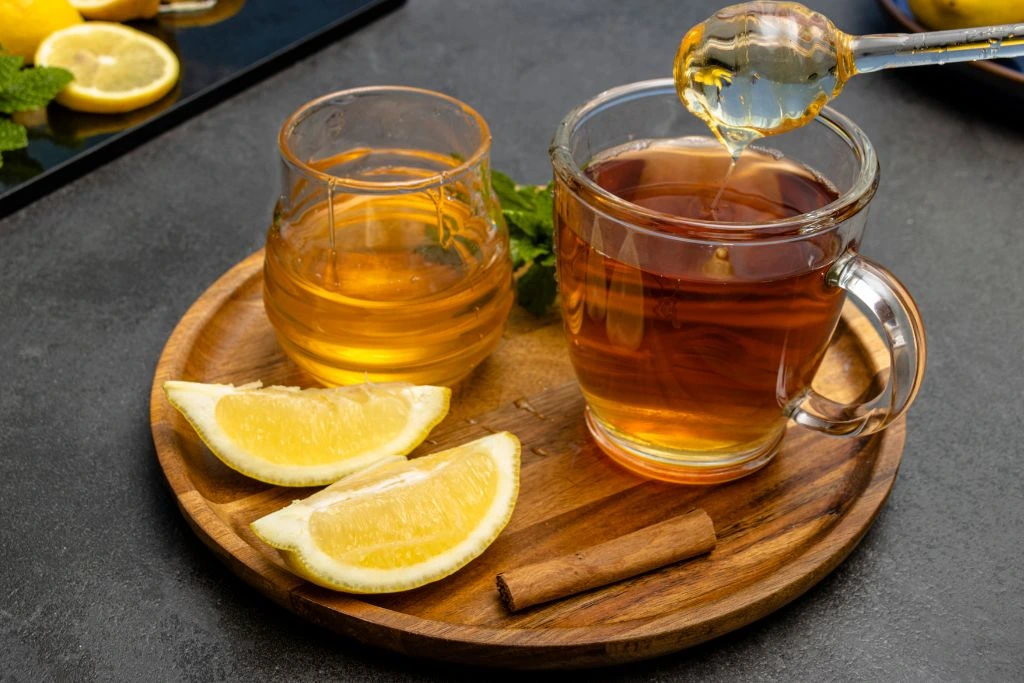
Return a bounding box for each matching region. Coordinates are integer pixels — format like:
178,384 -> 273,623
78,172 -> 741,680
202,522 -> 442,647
0,0 -> 404,218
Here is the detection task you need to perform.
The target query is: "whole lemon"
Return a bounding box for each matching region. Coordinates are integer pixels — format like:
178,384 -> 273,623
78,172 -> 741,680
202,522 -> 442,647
909,0 -> 1024,30
0,0 -> 83,62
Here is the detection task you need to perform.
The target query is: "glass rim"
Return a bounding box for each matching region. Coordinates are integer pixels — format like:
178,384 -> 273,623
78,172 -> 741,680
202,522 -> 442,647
278,85 -> 492,192
549,78 -> 879,243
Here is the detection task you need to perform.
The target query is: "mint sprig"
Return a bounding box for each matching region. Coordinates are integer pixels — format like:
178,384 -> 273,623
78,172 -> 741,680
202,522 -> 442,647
0,116 -> 27,153
492,170 -> 557,316
0,48 -> 74,169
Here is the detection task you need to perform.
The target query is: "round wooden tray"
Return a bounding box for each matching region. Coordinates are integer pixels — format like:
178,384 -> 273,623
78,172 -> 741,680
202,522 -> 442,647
150,250 -> 906,669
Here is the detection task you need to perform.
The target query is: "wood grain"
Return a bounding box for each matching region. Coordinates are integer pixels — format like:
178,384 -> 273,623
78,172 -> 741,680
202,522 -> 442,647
150,250 -> 906,668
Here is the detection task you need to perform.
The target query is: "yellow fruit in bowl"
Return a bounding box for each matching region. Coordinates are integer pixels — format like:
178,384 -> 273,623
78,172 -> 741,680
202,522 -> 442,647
69,0 -> 159,21
909,0 -> 1024,30
0,0 -> 82,63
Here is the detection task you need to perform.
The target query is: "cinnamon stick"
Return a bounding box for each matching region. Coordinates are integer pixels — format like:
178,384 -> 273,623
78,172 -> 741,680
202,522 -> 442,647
496,508 -> 716,612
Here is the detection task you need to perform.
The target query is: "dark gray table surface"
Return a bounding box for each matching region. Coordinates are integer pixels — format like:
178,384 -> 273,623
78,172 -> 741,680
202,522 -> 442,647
2,0 -> 1022,680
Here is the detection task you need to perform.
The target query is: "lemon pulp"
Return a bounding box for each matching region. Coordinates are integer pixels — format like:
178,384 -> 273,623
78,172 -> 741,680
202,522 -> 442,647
35,22 -> 179,113
309,448 -> 499,568
164,380 -> 451,486
215,387 -> 413,466
252,432 -> 520,593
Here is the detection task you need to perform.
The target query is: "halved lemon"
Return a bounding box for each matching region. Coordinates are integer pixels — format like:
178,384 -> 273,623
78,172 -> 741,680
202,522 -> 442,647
69,0 -> 159,21
252,432 -> 521,593
163,380 -> 451,486
34,22 -> 179,113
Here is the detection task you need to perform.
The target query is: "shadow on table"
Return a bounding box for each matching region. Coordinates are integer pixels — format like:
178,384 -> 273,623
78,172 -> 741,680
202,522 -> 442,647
883,62 -> 1024,141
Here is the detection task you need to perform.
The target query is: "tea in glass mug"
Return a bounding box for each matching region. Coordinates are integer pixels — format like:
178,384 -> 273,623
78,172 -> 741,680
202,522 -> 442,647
551,79 -> 925,484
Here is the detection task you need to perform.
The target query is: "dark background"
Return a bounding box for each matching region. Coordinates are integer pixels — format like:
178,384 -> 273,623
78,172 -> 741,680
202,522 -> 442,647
0,0 -> 402,215
1,0 -> 1022,679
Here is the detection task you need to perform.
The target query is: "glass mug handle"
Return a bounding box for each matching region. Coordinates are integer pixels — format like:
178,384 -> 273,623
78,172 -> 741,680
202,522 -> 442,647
788,251 -> 927,437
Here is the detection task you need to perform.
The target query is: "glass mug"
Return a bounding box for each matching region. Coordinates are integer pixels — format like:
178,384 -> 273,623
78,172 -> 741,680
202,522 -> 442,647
264,87 -> 514,387
550,79 -> 926,484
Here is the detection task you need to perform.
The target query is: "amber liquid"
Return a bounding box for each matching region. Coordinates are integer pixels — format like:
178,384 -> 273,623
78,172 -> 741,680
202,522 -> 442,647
264,157 -> 513,386
556,138 -> 845,462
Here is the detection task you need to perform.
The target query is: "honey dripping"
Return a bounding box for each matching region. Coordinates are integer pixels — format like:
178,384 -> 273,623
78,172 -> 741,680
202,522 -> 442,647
674,2 -> 852,158
674,1 -> 1024,207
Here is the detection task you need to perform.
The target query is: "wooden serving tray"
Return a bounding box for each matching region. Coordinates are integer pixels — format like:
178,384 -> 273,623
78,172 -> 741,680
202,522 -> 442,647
150,250 -> 906,669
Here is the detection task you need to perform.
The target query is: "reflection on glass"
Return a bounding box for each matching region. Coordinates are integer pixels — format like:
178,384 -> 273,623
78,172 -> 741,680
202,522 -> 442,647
159,0 -> 246,28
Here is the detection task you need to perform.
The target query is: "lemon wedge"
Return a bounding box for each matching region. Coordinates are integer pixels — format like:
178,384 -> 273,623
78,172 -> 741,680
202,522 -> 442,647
69,0 -> 159,21
163,380 -> 451,487
34,22 -> 179,113
252,432 -> 521,593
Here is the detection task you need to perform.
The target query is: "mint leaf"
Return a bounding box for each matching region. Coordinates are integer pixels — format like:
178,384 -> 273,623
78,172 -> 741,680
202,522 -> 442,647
0,66 -> 74,114
0,49 -> 70,168
533,181 -> 554,218
493,172 -> 557,315
510,238 -> 548,268
516,262 -> 558,317
0,117 -> 27,153
492,170 -> 534,211
0,53 -> 25,86
503,208 -> 546,238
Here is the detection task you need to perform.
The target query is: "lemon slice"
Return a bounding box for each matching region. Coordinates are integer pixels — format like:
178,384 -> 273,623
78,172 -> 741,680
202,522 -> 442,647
163,380 -> 451,487
34,22 -> 179,114
69,0 -> 159,21
252,432 -> 521,593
